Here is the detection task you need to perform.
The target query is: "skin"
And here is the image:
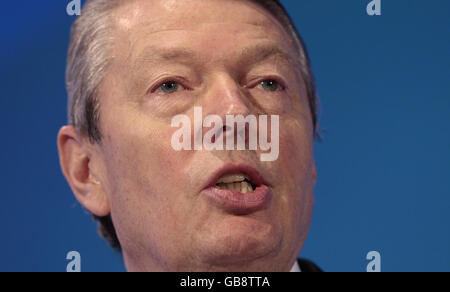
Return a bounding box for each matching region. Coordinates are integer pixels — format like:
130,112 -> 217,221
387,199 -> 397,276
58,0 -> 317,272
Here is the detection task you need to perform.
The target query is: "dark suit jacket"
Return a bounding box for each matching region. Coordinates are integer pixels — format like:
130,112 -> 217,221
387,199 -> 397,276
298,259 -> 323,272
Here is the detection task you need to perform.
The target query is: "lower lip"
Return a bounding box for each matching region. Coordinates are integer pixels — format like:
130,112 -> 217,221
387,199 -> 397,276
202,185 -> 272,214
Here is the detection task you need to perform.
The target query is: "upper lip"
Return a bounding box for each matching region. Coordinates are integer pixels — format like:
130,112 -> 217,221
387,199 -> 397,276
204,163 -> 271,190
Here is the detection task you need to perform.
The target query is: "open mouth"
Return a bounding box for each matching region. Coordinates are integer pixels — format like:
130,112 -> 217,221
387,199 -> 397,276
215,173 -> 257,194
202,164 -> 272,214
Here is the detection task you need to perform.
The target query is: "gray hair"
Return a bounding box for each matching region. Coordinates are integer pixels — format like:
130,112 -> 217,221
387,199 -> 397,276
66,0 -> 319,251
66,0 -> 122,143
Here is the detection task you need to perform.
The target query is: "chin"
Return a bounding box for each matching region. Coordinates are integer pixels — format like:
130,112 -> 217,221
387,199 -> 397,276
193,215 -> 284,268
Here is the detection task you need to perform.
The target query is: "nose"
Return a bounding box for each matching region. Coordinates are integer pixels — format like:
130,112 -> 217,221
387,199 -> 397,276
198,73 -> 254,149
201,73 -> 251,119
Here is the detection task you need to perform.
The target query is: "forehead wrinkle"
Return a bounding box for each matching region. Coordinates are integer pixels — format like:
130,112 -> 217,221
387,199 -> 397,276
117,13 -> 291,60
121,26 -> 202,70
111,0 -> 302,66
130,46 -> 203,75
130,42 -> 299,74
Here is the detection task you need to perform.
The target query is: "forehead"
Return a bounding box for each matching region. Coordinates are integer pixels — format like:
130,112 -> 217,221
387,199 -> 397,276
110,0 -> 297,63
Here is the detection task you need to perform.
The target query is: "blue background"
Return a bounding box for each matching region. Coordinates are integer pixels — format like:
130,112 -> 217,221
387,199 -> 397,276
0,0 -> 448,272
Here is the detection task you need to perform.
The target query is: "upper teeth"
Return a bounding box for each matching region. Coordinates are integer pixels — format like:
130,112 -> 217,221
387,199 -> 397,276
216,173 -> 249,184
216,173 -> 254,194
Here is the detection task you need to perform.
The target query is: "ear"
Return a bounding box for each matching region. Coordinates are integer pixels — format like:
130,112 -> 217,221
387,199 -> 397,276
57,125 -> 110,217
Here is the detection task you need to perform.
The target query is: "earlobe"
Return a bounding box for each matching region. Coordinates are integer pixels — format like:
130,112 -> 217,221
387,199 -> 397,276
57,126 -> 110,217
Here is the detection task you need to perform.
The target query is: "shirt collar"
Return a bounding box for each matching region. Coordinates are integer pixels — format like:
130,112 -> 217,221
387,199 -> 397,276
290,261 -> 301,272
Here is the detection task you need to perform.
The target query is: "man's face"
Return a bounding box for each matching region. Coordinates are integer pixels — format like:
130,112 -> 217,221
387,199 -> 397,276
94,0 -> 316,271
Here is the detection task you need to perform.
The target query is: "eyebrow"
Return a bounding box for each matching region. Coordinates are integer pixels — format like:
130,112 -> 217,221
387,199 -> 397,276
238,44 -> 297,67
132,43 -> 297,70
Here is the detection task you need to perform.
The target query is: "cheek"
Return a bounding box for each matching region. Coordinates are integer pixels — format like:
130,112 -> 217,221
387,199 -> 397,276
101,113 -> 190,215
278,118 -> 314,185
104,125 -> 175,191
274,116 -> 315,223
101,119 -> 196,257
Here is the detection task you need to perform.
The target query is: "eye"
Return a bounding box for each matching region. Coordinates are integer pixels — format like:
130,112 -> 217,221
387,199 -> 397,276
259,79 -> 284,92
158,81 -> 180,94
